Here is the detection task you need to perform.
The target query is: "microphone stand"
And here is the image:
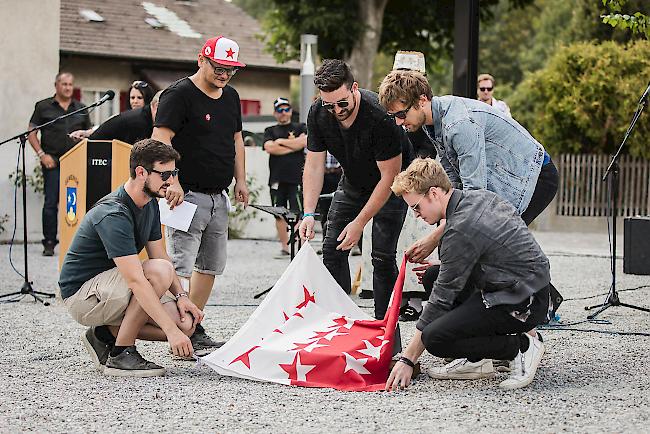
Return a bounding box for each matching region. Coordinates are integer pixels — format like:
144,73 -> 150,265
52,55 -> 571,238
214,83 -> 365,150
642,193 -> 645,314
584,83 -> 650,319
0,93 -> 114,305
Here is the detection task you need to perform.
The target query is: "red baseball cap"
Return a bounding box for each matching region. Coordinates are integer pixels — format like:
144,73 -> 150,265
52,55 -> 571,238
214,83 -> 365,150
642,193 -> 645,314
200,36 -> 246,67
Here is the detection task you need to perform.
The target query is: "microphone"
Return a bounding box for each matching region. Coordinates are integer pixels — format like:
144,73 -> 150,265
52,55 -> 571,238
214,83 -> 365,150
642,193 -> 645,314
98,90 -> 115,104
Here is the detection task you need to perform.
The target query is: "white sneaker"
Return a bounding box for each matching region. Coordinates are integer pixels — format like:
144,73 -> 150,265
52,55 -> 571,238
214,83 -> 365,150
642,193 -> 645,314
427,358 -> 495,380
499,334 -> 545,390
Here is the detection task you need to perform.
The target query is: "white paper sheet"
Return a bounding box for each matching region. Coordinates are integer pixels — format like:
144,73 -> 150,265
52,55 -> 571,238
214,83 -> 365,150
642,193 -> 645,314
158,198 -> 197,232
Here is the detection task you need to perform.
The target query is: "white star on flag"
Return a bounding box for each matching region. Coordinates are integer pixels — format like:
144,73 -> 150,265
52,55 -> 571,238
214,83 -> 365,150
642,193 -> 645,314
327,316 -> 355,330
356,339 -> 389,360
320,328 -> 348,341
294,353 -> 316,382
343,352 -> 371,375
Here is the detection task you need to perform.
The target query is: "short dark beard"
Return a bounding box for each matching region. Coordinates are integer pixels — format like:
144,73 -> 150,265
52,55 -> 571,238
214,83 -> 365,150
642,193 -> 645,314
334,92 -> 356,123
143,178 -> 167,199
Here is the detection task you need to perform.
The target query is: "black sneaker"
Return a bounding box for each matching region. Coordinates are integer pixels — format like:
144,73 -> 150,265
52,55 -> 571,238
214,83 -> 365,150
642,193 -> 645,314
104,346 -> 166,377
42,241 -> 56,256
81,327 -> 113,372
359,290 -> 373,299
399,305 -> 421,322
191,326 -> 225,355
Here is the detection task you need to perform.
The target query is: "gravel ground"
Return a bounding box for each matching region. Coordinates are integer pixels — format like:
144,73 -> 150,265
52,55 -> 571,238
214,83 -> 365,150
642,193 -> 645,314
0,231 -> 649,433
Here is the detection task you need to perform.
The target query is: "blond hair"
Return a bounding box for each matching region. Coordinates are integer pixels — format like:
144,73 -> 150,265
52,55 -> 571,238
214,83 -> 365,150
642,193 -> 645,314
477,73 -> 495,86
378,70 -> 433,109
391,158 -> 452,197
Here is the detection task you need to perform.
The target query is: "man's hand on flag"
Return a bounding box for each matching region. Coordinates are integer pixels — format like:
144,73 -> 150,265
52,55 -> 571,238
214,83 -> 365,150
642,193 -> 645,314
385,360 -> 413,391
299,216 -> 316,241
176,296 -> 204,327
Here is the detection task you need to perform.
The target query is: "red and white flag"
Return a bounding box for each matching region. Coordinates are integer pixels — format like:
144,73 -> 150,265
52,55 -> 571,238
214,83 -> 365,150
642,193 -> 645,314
201,243 -> 406,391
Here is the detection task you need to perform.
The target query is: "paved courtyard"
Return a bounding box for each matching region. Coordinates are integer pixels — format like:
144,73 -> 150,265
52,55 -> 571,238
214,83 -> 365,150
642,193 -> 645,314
0,231 -> 648,433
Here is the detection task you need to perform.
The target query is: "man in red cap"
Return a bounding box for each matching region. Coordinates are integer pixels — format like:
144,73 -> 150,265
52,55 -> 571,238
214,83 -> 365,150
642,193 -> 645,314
152,36 -> 249,354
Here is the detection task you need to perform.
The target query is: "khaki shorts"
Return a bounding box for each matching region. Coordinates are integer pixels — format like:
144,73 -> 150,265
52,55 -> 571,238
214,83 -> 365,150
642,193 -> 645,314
64,267 -> 175,327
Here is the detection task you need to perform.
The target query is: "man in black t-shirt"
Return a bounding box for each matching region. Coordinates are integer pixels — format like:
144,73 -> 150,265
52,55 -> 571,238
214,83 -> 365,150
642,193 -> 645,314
152,36 -> 249,353
28,72 -> 92,256
90,91 -> 162,144
299,59 -> 410,321
59,139 -> 204,377
263,97 -> 307,255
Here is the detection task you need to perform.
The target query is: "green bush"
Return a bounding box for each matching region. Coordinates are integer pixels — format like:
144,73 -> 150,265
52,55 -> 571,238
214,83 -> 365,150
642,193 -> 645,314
510,39 -> 650,158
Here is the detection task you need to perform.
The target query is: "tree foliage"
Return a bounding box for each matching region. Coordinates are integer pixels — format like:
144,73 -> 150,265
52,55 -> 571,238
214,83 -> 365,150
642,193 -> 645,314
601,0 -> 649,38
509,40 -> 650,158
257,1 -> 530,68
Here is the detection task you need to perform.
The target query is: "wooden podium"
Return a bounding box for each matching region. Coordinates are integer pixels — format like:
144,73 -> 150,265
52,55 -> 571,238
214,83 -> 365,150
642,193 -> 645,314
58,139 -> 132,269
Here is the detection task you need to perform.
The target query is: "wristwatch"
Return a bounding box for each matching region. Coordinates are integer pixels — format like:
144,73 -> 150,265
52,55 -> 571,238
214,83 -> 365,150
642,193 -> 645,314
175,292 -> 189,300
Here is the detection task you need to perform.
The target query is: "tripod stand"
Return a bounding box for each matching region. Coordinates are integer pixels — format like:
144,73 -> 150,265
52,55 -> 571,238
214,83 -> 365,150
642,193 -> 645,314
0,134 -> 55,305
585,82 -> 650,319
250,205 -> 304,299
0,91 -> 115,305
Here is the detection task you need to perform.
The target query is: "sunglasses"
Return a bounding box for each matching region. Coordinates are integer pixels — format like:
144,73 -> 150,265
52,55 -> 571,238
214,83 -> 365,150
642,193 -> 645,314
132,80 -> 149,89
410,193 -> 425,213
479,87 -> 493,92
321,99 -> 351,112
275,107 -> 291,113
388,105 -> 412,120
149,168 -> 179,181
205,58 -> 238,76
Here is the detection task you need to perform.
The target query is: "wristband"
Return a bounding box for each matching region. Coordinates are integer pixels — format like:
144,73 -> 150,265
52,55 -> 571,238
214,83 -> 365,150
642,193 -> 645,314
37,150 -> 45,157
398,356 -> 415,368
175,292 -> 188,300
303,213 -> 316,218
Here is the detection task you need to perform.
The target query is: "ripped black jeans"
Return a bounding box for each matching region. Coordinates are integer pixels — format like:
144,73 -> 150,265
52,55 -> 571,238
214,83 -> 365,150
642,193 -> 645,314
323,188 -> 407,319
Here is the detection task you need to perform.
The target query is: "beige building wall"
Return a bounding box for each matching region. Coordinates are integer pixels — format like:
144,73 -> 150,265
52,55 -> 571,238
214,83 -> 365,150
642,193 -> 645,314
0,0 -> 60,241
231,70 -> 292,116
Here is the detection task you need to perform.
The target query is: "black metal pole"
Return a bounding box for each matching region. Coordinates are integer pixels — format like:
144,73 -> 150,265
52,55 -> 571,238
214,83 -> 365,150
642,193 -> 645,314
585,86 -> 650,318
452,0 -> 480,98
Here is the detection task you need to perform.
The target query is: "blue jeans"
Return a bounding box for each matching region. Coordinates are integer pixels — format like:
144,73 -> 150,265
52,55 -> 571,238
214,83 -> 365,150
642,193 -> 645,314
42,165 -> 60,244
323,188 -> 407,319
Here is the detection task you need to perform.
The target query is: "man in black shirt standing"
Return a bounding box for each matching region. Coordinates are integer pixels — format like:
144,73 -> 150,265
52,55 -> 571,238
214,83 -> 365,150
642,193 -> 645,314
152,36 -> 249,353
263,97 -> 307,255
299,59 -> 409,321
28,72 -> 91,256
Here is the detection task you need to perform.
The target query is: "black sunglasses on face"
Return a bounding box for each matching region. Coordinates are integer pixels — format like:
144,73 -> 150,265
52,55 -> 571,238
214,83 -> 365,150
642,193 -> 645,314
275,107 -> 291,113
388,105 -> 411,120
321,99 -> 350,112
479,87 -> 493,92
205,58 -> 238,76
149,168 -> 179,181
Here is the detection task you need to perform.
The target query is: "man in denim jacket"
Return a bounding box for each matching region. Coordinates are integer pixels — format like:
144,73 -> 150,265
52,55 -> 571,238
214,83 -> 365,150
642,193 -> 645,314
378,70 -> 558,262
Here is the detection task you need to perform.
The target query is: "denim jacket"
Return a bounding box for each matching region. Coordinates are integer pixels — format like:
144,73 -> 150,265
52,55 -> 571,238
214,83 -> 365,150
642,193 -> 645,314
416,189 -> 551,332
423,96 -> 545,214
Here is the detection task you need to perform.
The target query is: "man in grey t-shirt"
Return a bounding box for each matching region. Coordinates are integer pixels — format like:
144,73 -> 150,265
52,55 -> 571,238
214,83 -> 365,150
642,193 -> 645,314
59,139 -> 203,377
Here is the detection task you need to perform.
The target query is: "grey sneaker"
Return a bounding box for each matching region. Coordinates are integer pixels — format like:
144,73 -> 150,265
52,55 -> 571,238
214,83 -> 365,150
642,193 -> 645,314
428,358 -> 496,380
104,346 -> 166,377
81,327 -> 112,372
499,334 -> 545,390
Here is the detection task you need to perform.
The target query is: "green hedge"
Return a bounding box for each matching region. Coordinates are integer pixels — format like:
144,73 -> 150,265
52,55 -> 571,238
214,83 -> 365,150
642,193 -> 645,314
510,40 -> 650,158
